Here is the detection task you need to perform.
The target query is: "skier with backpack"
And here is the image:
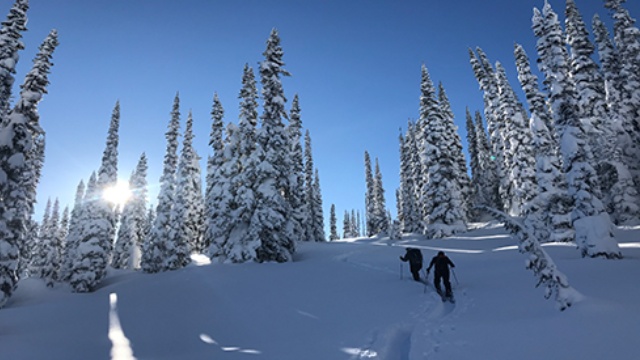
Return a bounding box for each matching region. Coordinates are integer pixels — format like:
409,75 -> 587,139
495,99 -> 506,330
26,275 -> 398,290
399,248 -> 423,282
426,251 -> 455,301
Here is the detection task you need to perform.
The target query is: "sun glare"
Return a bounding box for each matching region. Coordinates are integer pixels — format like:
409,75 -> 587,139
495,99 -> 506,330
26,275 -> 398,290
103,180 -> 132,207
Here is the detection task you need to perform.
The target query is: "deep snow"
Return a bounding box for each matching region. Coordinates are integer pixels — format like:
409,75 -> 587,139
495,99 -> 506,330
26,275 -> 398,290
1,222 -> 639,360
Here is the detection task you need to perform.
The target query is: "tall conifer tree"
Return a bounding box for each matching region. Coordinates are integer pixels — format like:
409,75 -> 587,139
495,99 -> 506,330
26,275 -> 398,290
438,83 -> 471,220
514,43 -> 573,243
364,150 -> 376,236
70,101 -> 120,291
142,94 -> 181,272
329,204 -> 338,241
0,0 -> 27,120
495,62 -> 537,216
168,111 -> 201,269
288,94 -> 307,240
533,3 -> 621,258
468,49 -> 502,210
251,28 -> 295,261
213,66 -> 261,262
0,22 -> 58,306
418,65 -> 466,238
61,180 -> 84,282
399,122 -> 422,233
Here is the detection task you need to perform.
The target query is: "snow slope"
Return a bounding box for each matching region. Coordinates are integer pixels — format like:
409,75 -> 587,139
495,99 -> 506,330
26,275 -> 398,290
1,223 -> 639,360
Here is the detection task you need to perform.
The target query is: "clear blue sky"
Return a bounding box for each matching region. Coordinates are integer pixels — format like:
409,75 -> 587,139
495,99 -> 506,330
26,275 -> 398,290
14,0 -> 639,228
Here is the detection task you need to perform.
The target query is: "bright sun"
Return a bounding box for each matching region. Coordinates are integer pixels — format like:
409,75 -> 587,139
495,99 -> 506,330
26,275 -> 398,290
102,180 -> 132,207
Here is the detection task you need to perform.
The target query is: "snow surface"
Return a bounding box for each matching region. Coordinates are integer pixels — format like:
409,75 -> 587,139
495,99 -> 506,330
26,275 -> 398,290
1,223 -> 639,360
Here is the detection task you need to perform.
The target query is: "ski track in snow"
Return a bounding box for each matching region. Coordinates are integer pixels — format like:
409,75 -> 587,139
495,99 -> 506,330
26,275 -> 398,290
336,246 -> 470,360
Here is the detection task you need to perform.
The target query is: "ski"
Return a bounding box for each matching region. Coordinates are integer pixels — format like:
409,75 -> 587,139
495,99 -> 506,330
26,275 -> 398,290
436,289 -> 455,303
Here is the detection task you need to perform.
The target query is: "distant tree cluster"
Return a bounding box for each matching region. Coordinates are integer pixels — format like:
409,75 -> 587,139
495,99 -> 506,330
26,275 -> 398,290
327,204 -> 364,240
0,0 -> 325,307
394,67 -> 470,239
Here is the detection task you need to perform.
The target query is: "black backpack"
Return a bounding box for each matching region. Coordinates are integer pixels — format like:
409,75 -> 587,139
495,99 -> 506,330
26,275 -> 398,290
408,249 -> 422,264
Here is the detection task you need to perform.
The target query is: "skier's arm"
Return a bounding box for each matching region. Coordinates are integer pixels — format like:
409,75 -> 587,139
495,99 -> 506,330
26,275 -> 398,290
426,257 -> 435,272
448,258 -> 455,268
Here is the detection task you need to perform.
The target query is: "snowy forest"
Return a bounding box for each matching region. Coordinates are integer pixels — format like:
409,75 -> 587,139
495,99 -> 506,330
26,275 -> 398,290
0,0 -> 326,307
1,0 -> 640,313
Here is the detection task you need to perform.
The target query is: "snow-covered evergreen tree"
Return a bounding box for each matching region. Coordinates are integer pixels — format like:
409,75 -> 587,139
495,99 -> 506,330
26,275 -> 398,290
60,180 -> 84,282
592,14 -> 623,118
37,198 -> 60,287
56,206 -> 69,281
70,100 -> 121,291
128,154 -> 149,268
567,3 -> 639,226
472,111 -> 496,215
287,94 -> 307,240
329,204 -> 338,241
112,171 -> 137,269
210,66 -> 261,262
143,204 -> 154,246
364,150 -> 376,236
438,83 -> 471,220
0,0 -> 28,294
514,43 -> 573,243
605,0 -> 640,143
311,168 -> 325,242
113,155 -> 149,271
372,158 -> 388,235
0,0 -> 27,120
142,94 -> 181,272
533,3 -> 621,258
204,93 -> 229,258
189,154 -> 206,254
69,172 -> 112,292
29,198 -> 51,281
465,108 -> 480,212
594,6 -> 640,225
15,30 -> 58,228
167,110 -> 202,270
417,65 -> 466,238
250,28 -> 296,261
399,121 -> 422,233
469,48 -> 504,212
342,210 -> 352,239
565,0 -> 608,163
495,62 -> 537,217
0,20 -> 58,306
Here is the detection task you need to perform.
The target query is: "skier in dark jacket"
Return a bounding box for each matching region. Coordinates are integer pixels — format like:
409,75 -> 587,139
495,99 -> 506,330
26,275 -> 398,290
426,251 -> 455,296
399,248 -> 423,282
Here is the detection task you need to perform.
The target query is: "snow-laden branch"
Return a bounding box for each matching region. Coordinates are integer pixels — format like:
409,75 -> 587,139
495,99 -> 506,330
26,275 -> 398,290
478,206 -> 583,311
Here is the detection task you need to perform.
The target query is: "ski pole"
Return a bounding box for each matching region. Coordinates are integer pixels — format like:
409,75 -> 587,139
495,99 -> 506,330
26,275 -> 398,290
423,269 -> 428,294
452,268 -> 459,286
400,263 -> 403,280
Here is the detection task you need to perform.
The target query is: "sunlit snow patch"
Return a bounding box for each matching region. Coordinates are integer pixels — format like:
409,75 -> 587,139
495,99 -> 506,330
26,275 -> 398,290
109,293 -> 137,360
199,334 -> 261,354
190,253 -> 211,266
342,347 -> 378,358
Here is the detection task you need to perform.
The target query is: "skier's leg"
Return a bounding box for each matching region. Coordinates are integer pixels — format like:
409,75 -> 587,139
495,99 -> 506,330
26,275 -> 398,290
443,272 -> 452,295
410,264 -> 420,281
434,273 -> 442,293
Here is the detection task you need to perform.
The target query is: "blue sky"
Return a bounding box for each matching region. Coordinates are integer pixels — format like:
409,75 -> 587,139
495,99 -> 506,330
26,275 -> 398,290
14,0 -> 640,229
